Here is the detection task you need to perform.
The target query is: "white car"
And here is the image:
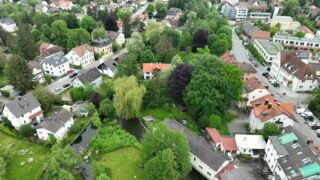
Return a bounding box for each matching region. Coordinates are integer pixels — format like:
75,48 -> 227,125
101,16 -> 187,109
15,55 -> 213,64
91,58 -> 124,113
308,121 -> 316,127
296,108 -> 306,114
305,111 -> 314,117
315,129 -> 320,134
54,87 -> 62,93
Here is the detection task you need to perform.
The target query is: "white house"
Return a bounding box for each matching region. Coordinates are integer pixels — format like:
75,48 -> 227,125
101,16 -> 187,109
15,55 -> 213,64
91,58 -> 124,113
264,127 -> 320,180
42,54 -> 70,77
273,34 -> 320,51
107,31 -> 125,46
270,51 -> 319,92
36,109 -> 74,141
92,39 -> 113,57
65,44 -> 94,67
28,61 -> 45,84
3,93 -> 43,129
97,58 -> 118,78
253,38 -> 281,67
35,1 -> 48,13
50,0 -> 74,10
72,68 -> 102,88
0,18 -> 17,33
165,119 -> 233,180
249,94 -> 295,131
234,6 -> 248,21
143,63 -> 172,79
235,134 -> 266,158
241,78 -> 271,109
221,4 -> 248,21
270,16 -> 301,31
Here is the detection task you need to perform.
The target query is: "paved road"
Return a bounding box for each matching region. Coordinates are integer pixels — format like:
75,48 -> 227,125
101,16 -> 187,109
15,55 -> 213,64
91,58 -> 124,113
232,28 -> 320,146
47,48 -> 128,94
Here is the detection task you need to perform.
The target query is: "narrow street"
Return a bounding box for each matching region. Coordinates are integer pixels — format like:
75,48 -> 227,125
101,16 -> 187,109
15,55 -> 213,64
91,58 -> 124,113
231,28 -> 320,146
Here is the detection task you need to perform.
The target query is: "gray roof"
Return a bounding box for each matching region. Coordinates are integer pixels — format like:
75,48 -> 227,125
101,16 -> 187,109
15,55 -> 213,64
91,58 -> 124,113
28,61 -> 42,70
164,119 -> 229,171
38,109 -> 73,133
256,39 -> 281,55
43,54 -> 68,67
221,167 -> 261,180
77,68 -> 101,84
107,31 -> 121,40
92,38 -> 112,47
274,34 -> 320,44
0,18 -> 15,25
5,93 -> 41,118
98,57 -> 118,72
269,136 -> 289,156
237,62 -> 257,73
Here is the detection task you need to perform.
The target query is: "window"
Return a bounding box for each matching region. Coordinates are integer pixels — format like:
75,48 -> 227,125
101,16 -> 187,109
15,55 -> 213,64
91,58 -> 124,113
194,157 -> 196,161
199,165 -> 203,169
207,172 -> 211,176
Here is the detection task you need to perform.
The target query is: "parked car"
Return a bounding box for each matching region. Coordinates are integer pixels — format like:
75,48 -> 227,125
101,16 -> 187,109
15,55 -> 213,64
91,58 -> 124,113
69,73 -> 78,78
304,116 -> 315,121
317,133 -> 320,138
262,72 -> 269,77
311,124 -> 320,130
269,79 -> 276,84
63,83 -> 71,88
272,82 -> 280,87
296,108 -> 306,114
54,87 -> 62,93
308,121 -> 317,127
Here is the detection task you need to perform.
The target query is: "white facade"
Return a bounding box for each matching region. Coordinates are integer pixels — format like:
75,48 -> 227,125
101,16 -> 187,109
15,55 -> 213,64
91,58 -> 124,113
249,112 -> 294,131
42,59 -> 70,77
143,72 -> 154,79
264,139 -> 283,173
235,135 -> 266,158
221,0 -> 239,5
249,12 -> 271,22
65,49 -> 94,67
191,153 -> 217,180
235,6 -> 248,21
270,16 -> 301,31
273,34 -> 320,50
0,20 -> 17,33
36,117 -> 74,141
246,89 -> 271,107
99,67 -> 115,78
3,106 -> 43,129
115,33 -> 125,46
253,39 -> 281,67
31,67 -> 45,84
72,76 -> 102,88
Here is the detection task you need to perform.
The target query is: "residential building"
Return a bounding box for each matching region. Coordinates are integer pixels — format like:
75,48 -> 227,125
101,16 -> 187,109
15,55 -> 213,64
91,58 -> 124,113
50,0 -> 74,10
42,54 -> 70,77
3,93 -> 43,129
72,68 -> 102,88
36,109 -> 74,141
249,12 -> 271,22
273,34 -> 320,51
242,21 -> 271,40
143,63 -> 172,79
270,51 -> 319,92
235,134 -> 266,158
107,31 -> 125,46
28,61 -> 45,84
97,58 -> 118,78
206,128 -> 238,154
92,39 -> 113,57
241,78 -> 271,108
270,16 -> 301,31
249,94 -> 295,131
264,127 -> 320,180
165,119 -> 232,180
166,8 -> 182,21
39,43 -> 64,58
0,18 -> 17,33
221,4 -> 248,21
35,1 -> 48,13
221,0 -> 239,5
253,38 -> 281,67
298,26 -> 315,39
65,44 -> 94,67
236,62 -> 257,81
220,51 -> 237,64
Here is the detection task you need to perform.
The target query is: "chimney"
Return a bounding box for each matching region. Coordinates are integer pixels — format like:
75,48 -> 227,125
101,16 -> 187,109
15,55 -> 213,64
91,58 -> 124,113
264,99 -> 269,105
267,103 -> 272,109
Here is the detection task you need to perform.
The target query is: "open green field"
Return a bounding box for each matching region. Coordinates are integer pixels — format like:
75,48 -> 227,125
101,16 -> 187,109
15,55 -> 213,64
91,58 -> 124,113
0,130 -> 51,180
93,147 -> 144,180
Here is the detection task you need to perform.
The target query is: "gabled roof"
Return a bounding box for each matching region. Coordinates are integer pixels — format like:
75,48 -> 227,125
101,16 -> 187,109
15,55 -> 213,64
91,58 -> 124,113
251,94 -> 295,122
70,44 -> 93,57
280,51 -> 317,80
38,109 -> 73,133
107,31 -> 122,40
43,54 -> 68,67
5,93 -> 41,118
236,62 -> 257,73
206,127 -> 221,143
142,63 -> 171,73
39,43 -> 64,58
244,78 -> 266,93
51,0 -> 73,8
77,68 -> 101,84
221,137 -> 237,152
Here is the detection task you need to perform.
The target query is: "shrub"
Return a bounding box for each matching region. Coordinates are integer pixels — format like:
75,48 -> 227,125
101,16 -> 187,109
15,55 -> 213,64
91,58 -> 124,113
70,123 -> 82,134
19,124 -> 34,137
239,153 -> 252,162
2,117 -> 13,129
94,52 -> 101,60
0,90 -> 10,97
248,43 -> 266,65
112,42 -> 119,52
44,75 -> 52,84
244,122 -> 250,131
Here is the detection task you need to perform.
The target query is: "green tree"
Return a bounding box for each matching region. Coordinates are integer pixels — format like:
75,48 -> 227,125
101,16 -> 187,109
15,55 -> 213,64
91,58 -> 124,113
32,86 -> 58,112
42,158 -> 75,180
63,13 -> 79,29
123,20 -> 132,38
141,47 -> 157,63
80,15 -> 97,33
295,31 -> 305,38
31,29 -> 43,42
125,32 -> 145,56
155,2 -> 167,19
41,24 -> 51,38
99,98 -> 115,118
146,4 -> 154,18
116,52 -> 140,77
19,124 -> 34,137
142,122 -> 191,177
113,76 -> 146,119
257,122 -> 282,139
16,24 -> 38,60
32,13 -> 49,29
143,74 -> 169,108
51,20 -> 69,47
92,111 -> 102,128
0,156 -> 6,179
67,28 -> 91,49
171,54 -> 183,65
117,8 -> 132,21
51,144 -> 82,171
184,54 -> 243,117
4,55 -> 35,93
96,173 -> 111,180
209,34 -> 232,56
145,21 -> 165,46
180,30 -> 192,51
163,29 -> 181,48
92,27 -> 107,40
155,35 -> 176,61
0,52 -> 7,70
70,85 -> 94,101
283,0 -> 299,17
145,149 -> 179,180
310,88 -> 320,118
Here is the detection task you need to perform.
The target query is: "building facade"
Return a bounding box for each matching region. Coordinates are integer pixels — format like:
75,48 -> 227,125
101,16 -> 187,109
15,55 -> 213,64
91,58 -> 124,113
42,54 -> 70,77
253,38 -> 281,67
65,44 -> 95,67
273,34 -> 320,51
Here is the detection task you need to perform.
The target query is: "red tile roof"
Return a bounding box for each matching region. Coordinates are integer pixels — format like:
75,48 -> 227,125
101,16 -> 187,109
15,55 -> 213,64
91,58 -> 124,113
221,137 -> 237,152
215,163 -> 235,180
244,78 -> 266,93
206,128 -> 221,143
142,63 -> 171,73
220,51 -> 236,64
71,44 -> 93,57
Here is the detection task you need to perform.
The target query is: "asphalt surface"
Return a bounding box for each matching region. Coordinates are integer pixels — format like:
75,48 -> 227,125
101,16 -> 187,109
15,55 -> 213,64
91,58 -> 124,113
231,27 -> 320,146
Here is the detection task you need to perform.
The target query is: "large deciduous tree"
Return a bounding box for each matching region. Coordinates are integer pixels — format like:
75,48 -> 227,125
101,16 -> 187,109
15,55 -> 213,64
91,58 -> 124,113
184,54 -> 243,117
80,15 -> 97,33
142,123 -> 191,178
4,55 -> 35,93
67,28 -> 91,49
32,86 -> 58,112
155,2 -> 167,19
92,27 -> 107,40
116,52 -> 140,77
104,15 -> 119,31
145,21 -> 165,46
191,29 -> 209,52
113,76 -> 146,119
154,35 -> 175,61
51,20 -> 69,48
167,63 -> 192,105
16,24 -> 38,60
125,32 -> 145,56
146,4 -> 154,18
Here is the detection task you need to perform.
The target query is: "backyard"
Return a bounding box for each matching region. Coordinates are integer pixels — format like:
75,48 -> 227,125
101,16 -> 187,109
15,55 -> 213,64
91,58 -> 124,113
0,128 -> 51,180
93,147 -> 144,180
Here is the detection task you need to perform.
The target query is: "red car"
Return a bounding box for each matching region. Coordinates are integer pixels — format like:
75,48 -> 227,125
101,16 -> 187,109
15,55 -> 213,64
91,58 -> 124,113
67,70 -> 74,75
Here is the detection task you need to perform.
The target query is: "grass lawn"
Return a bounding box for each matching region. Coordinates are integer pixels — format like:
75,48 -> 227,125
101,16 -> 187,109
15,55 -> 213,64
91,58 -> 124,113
93,147 -> 144,180
63,115 -> 92,143
0,71 -> 8,87
0,130 -> 51,180
141,105 -> 201,134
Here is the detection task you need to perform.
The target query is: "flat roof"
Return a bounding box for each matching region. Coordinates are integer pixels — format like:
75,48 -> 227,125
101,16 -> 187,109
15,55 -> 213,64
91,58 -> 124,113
256,38 -> 281,55
300,163 -> 320,178
235,134 -> 266,150
279,132 -> 298,144
274,34 -> 320,44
